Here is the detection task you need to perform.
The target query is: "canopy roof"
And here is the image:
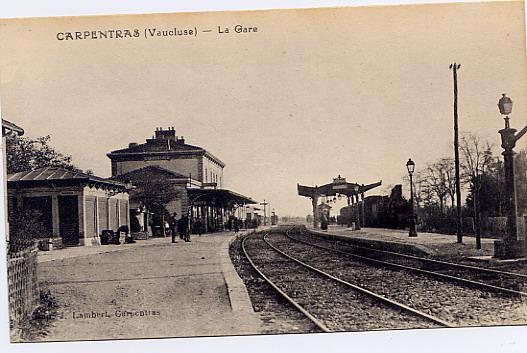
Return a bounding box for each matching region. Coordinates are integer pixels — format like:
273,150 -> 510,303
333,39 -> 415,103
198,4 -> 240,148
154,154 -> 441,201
187,188 -> 257,207
8,166 -> 127,190
298,180 -> 382,198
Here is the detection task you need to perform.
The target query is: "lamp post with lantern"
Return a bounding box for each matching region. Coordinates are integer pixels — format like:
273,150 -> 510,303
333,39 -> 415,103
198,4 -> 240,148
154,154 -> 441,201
406,158 -> 418,237
495,94 -> 527,258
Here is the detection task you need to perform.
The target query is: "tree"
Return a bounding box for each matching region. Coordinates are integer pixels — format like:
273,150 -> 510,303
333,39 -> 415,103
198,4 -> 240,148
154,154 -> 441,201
409,171 -> 437,212
513,149 -> 527,217
459,133 -> 494,248
422,160 -> 451,215
5,134 -> 77,174
130,177 -> 183,236
439,158 -> 457,211
9,209 -> 48,243
459,133 -> 494,184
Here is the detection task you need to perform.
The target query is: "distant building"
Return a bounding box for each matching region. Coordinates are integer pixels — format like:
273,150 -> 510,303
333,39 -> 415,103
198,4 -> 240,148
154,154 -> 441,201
7,167 -> 130,246
270,211 -> 278,225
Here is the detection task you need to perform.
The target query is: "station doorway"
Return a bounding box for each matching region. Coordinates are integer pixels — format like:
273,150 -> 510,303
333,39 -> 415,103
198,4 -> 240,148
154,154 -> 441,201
58,195 -> 79,245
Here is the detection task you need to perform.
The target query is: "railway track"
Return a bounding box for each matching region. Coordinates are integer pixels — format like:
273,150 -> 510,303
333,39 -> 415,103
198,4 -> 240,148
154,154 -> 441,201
263,227 -> 527,327
241,229 -> 453,332
289,227 -> 527,297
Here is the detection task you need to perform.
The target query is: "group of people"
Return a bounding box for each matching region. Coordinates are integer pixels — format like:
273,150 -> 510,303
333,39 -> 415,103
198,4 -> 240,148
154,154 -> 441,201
166,213 -> 249,243
227,216 -> 241,233
168,213 -> 191,243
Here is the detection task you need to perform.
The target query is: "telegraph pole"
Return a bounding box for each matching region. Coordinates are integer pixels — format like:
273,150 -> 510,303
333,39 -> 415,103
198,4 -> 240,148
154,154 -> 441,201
450,63 -> 463,243
260,199 -> 268,226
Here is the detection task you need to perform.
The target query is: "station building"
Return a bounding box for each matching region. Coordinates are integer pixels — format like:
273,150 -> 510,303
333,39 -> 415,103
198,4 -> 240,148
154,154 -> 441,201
7,167 -> 130,246
108,127 -> 224,187
107,127 -> 256,234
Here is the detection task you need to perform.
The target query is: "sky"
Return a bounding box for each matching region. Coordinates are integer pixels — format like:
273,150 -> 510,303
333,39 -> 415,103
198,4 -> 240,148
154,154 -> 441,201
1,1 -> 526,218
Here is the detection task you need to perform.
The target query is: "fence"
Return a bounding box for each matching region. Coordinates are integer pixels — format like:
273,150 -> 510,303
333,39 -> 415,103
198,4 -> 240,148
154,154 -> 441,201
7,240 -> 39,326
418,215 -> 526,239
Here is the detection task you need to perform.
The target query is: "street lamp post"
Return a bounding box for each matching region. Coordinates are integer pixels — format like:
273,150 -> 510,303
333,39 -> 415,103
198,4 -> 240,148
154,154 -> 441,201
495,94 -> 527,258
406,158 -> 418,237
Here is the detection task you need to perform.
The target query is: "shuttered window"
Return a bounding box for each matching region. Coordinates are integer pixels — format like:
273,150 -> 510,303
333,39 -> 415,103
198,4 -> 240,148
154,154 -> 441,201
119,200 -> 129,228
98,198 -> 108,231
109,199 -> 118,230
85,196 -> 97,237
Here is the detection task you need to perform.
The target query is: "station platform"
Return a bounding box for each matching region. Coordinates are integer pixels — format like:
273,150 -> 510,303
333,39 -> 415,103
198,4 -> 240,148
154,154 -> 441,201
308,225 -> 497,259
36,229 -> 263,341
37,236 -> 170,263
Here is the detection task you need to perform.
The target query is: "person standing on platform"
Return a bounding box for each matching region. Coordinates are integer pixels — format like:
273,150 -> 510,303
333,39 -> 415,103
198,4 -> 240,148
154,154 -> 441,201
169,213 -> 178,243
320,214 -> 328,231
194,218 -> 202,236
179,214 -> 190,242
234,217 -> 240,233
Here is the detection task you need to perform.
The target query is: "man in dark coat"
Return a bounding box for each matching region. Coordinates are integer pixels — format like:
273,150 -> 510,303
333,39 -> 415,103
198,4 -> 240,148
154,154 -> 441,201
178,214 -> 190,242
193,218 -> 202,236
169,213 -> 178,243
233,217 -> 240,233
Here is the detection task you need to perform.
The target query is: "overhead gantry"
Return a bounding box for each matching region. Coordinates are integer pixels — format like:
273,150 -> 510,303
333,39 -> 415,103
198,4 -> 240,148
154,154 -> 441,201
297,175 -> 382,228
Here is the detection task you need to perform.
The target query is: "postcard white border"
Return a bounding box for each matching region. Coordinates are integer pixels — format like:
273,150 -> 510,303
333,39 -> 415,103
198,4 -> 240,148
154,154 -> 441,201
1,1 -> 526,353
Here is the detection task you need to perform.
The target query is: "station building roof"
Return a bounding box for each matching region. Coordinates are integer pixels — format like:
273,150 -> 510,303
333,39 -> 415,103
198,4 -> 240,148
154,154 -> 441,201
107,127 -> 225,167
2,118 -> 24,136
8,166 -> 128,190
114,165 -> 190,180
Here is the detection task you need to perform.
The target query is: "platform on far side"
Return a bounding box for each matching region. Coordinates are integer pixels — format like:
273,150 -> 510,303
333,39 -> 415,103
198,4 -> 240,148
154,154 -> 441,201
308,225 -> 497,258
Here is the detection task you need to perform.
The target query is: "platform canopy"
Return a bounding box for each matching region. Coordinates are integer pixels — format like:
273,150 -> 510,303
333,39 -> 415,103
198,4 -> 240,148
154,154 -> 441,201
298,175 -> 382,198
187,188 -> 257,208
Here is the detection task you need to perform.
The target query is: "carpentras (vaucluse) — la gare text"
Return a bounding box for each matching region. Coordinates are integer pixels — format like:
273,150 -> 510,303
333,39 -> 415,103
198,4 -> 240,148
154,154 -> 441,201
56,25 -> 258,40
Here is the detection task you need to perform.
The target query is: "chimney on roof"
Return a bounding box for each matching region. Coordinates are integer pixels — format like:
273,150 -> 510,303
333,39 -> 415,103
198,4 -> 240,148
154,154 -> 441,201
154,127 -> 176,141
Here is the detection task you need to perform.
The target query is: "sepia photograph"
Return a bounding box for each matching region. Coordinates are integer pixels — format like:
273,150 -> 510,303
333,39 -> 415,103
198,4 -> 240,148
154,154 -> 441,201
1,0 -> 527,351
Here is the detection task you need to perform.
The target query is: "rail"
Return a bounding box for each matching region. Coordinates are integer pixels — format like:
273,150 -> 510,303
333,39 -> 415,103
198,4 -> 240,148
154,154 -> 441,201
265,230 -> 453,328
290,228 -> 527,297
241,231 -> 331,332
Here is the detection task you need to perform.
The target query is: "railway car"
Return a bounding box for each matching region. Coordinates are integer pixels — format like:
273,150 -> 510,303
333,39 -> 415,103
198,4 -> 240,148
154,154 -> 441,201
339,185 -> 410,229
